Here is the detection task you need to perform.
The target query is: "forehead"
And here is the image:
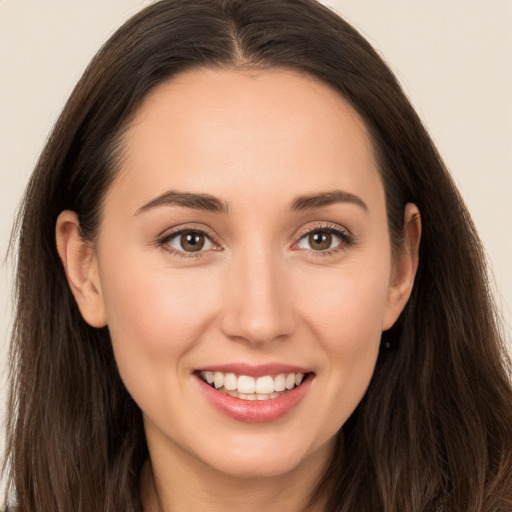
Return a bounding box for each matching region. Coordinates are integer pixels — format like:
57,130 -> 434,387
112,67 -> 383,215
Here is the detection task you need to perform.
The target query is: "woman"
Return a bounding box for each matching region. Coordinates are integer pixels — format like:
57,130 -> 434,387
3,0 -> 511,510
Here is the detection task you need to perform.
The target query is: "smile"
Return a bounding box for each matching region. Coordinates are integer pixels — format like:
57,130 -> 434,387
198,371 -> 306,401
195,367 -> 313,423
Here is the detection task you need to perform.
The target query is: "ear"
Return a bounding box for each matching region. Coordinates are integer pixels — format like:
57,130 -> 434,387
55,210 -> 107,328
382,203 -> 421,330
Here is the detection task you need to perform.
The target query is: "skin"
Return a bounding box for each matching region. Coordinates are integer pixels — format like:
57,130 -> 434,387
56,68 -> 420,511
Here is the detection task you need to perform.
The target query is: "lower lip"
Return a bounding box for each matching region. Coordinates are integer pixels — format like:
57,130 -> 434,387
196,374 -> 312,423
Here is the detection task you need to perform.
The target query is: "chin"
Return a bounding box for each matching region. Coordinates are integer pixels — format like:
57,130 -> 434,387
192,431 -> 334,481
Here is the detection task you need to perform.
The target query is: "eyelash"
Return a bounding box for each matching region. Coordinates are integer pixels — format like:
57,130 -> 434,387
156,226 -> 221,259
155,223 -> 354,258
293,223 -> 354,258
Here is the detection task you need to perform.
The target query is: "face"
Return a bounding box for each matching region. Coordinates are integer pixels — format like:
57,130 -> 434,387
61,68 -> 416,482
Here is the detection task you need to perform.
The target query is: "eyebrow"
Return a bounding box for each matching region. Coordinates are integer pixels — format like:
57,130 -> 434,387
291,190 -> 368,212
135,189 -> 367,216
135,190 -> 230,215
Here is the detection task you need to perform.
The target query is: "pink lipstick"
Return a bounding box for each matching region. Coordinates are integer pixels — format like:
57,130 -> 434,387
194,364 -> 313,423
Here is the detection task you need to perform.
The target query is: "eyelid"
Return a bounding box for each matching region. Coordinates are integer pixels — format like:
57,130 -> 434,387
155,224 -> 222,257
293,222 -> 352,241
291,222 -> 354,254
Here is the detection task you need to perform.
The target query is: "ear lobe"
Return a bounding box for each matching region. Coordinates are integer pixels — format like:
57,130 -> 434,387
56,210 -> 107,328
382,203 -> 421,331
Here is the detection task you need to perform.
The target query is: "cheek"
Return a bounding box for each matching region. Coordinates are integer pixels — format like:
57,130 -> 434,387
297,259 -> 390,420
98,253 -> 220,396
301,258 -> 391,345
105,271 -> 214,343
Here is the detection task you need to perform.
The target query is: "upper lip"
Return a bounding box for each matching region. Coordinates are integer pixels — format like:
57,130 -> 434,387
195,363 -> 312,377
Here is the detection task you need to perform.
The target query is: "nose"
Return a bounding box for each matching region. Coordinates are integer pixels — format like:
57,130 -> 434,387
219,248 -> 296,346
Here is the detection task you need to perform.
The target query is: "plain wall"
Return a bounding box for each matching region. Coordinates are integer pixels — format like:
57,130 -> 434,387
1,0 -> 511,495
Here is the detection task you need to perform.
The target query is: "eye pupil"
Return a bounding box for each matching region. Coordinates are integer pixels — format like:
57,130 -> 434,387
181,232 -> 205,252
309,231 -> 332,250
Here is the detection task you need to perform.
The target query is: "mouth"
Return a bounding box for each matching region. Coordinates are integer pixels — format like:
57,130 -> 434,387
195,366 -> 314,423
197,370 -> 311,401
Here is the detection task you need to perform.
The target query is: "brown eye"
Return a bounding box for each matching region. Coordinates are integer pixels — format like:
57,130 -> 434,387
180,232 -> 205,252
308,231 -> 333,251
166,230 -> 213,253
296,228 -> 347,252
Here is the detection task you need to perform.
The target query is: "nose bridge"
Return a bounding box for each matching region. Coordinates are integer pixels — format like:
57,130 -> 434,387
220,242 -> 295,344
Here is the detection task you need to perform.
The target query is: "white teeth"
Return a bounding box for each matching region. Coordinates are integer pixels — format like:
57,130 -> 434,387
223,390 -> 278,400
237,375 -> 256,394
285,373 -> 296,390
223,373 -> 237,391
200,370 -> 308,397
238,393 -> 257,400
274,374 -> 286,392
213,372 -> 224,389
255,375 -> 274,394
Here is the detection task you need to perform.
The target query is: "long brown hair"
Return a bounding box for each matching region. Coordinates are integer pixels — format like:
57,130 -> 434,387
3,1 -> 512,510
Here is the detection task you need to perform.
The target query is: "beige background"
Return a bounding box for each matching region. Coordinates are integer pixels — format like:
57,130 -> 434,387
1,0 -> 511,493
